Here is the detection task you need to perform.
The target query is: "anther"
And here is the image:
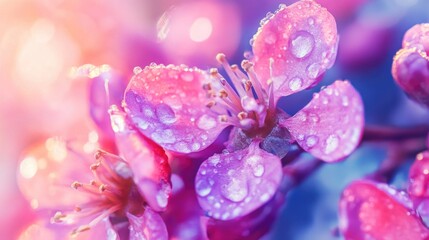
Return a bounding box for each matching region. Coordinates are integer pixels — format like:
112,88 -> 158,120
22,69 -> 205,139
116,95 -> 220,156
241,60 -> 253,71
237,112 -> 248,120
71,225 -> 91,236
99,184 -> 107,192
210,68 -> 219,75
218,115 -> 228,122
90,162 -> 100,171
202,83 -> 212,91
52,211 -> 66,223
206,101 -> 216,108
216,53 -> 226,63
71,181 -> 82,189
219,90 -> 228,98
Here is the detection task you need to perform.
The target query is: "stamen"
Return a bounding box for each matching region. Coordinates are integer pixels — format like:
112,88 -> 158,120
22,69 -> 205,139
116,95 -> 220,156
54,151 -> 134,237
204,53 -> 275,133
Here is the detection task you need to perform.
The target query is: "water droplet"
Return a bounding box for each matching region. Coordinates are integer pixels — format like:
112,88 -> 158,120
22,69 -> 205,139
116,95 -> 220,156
325,134 -> 339,154
181,72 -> 193,82
308,17 -> 314,25
197,114 -> 217,130
208,155 -> 220,166
222,179 -> 248,202
260,193 -> 270,202
133,66 -> 142,75
288,77 -> 303,91
156,104 -> 177,125
174,142 -> 190,153
192,142 -> 201,151
308,113 -> 319,123
290,31 -> 314,59
306,63 -> 320,79
305,135 -> 319,148
249,38 -> 255,46
253,164 -> 265,177
151,129 -> 176,144
196,179 -> 212,197
156,191 -> 168,208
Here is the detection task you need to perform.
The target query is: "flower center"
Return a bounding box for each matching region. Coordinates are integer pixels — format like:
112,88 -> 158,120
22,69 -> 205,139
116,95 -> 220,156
51,150 -> 136,237
204,53 -> 276,135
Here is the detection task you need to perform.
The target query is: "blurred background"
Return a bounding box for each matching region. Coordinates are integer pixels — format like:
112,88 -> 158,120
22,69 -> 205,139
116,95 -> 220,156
1,0 -> 429,239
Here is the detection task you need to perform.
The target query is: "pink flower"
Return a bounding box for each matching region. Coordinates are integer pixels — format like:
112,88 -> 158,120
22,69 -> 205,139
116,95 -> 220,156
17,77 -> 171,239
392,23 -> 429,108
123,0 -> 364,221
339,180 -> 429,240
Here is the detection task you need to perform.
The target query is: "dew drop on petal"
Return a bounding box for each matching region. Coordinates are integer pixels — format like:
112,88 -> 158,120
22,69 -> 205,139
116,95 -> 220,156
290,31 -> 315,59
197,114 -> 217,130
222,179 -> 248,202
308,17 -> 314,25
156,190 -> 168,208
306,135 -> 319,148
156,104 -> 177,125
288,77 -> 303,91
253,164 -> 265,177
325,134 -> 339,154
133,66 -> 142,75
306,63 -> 320,79
196,179 -> 212,197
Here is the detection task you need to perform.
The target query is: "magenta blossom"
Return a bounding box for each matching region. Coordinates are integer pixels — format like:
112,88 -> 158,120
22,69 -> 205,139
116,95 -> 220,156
123,0 -> 364,221
339,180 -> 429,240
17,81 -> 171,239
392,23 -> 429,108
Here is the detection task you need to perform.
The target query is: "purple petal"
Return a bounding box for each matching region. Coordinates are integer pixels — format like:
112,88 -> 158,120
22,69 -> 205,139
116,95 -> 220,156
110,106 -> 171,212
195,141 -> 282,220
392,48 -> 429,107
402,23 -> 429,51
127,208 -> 168,240
408,151 -> 429,200
339,180 -> 429,240
206,191 -> 284,240
252,0 -> 338,100
280,81 -> 364,162
123,64 -> 227,154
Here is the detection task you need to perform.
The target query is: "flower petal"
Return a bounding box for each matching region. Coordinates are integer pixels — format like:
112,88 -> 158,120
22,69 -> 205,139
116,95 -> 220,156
408,151 -> 429,200
206,191 -> 284,240
339,180 -> 429,240
195,141 -> 282,220
402,23 -> 429,51
392,48 -> 429,107
87,65 -> 127,138
127,208 -> 168,240
123,64 -> 227,154
280,81 -> 364,162
252,0 -> 338,99
110,106 -> 171,212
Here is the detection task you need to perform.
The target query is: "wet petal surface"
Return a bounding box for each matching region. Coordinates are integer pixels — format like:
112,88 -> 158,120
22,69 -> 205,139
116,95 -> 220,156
392,48 -> 429,107
281,81 -> 364,162
127,208 -> 168,240
110,106 -> 171,212
123,64 -> 227,154
339,180 -> 429,240
408,151 -> 429,199
195,141 -> 282,220
252,0 -> 338,100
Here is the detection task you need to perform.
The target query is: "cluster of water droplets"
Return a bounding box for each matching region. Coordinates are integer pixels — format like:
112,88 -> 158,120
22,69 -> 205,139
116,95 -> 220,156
195,143 -> 282,221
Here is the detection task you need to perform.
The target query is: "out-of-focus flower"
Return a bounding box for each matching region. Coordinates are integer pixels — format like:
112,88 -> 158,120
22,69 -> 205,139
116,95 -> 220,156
122,0 -> 364,224
339,180 -> 429,240
392,23 -> 429,108
156,1 -> 241,66
16,64 -> 172,238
